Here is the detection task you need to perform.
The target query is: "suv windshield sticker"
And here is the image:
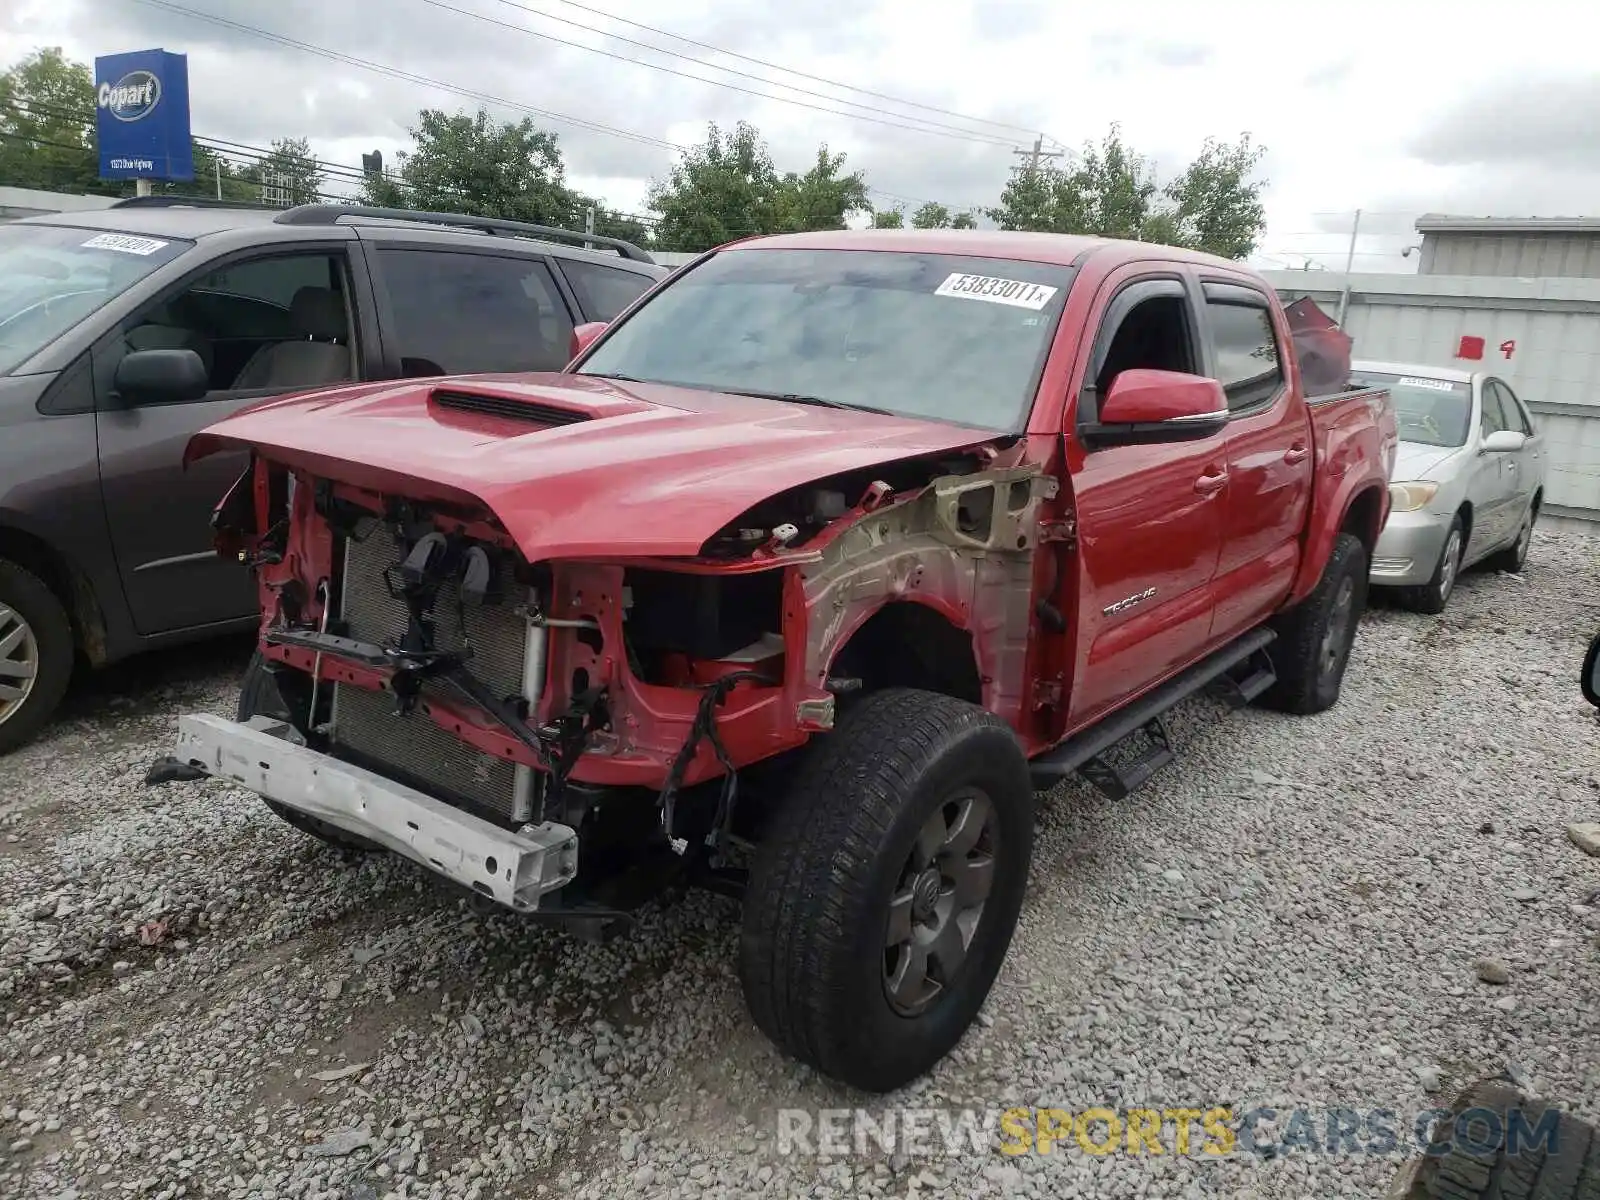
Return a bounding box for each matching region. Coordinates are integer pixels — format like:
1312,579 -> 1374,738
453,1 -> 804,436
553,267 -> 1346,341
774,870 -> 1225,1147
1396,376 -> 1457,392
81,233 -> 170,256
934,272 -> 1058,310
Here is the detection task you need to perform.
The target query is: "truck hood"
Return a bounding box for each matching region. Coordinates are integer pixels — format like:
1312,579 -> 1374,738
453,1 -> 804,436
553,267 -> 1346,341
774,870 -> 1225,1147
187,372 -> 998,560
1393,440 -> 1460,480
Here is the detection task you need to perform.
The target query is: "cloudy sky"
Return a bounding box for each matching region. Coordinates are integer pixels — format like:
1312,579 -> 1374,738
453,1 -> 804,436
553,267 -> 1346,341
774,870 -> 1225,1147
4,0 -> 1597,270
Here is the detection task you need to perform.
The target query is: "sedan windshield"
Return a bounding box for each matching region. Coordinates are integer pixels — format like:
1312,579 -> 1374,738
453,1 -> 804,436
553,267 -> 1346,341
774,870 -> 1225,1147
575,247 -> 1076,432
1350,369 -> 1472,448
0,223 -> 192,376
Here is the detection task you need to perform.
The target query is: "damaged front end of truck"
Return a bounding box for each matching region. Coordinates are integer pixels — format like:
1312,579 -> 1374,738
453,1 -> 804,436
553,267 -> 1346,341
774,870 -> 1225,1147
148,377 -> 1058,936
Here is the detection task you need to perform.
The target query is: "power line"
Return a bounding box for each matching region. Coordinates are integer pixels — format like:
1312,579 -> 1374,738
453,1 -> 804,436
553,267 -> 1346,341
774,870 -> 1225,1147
125,0 -> 684,153
427,1 -> 1020,148
468,0 -> 1032,146
523,0 -> 1050,142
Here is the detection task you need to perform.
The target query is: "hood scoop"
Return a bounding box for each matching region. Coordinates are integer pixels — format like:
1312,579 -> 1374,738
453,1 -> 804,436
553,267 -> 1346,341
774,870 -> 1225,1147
430,388 -> 593,426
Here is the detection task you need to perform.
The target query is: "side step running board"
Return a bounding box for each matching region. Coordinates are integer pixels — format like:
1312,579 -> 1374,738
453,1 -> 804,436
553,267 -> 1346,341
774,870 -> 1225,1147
1029,626 -> 1277,796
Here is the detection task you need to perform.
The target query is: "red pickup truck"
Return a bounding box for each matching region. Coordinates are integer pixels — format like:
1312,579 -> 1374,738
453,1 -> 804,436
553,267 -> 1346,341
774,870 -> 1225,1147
152,230 -> 1396,1092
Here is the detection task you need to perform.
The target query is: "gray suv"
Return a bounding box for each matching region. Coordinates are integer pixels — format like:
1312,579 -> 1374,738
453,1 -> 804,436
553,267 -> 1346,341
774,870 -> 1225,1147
0,198 -> 663,752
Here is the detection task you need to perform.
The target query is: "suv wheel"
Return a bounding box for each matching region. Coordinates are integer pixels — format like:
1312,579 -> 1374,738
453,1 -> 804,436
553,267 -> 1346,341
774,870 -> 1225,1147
738,688 -> 1033,1093
0,561 -> 74,755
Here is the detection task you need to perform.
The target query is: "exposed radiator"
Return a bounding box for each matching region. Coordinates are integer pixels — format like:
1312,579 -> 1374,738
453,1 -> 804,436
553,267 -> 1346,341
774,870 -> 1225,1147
331,532 -> 535,821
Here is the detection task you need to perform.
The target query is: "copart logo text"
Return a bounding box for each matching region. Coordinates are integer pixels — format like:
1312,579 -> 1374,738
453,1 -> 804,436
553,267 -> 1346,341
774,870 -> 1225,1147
97,71 -> 162,122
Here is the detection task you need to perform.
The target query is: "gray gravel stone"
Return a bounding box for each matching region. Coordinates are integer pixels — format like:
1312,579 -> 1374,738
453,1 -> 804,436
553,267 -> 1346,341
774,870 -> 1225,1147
1,530 -> 1598,1199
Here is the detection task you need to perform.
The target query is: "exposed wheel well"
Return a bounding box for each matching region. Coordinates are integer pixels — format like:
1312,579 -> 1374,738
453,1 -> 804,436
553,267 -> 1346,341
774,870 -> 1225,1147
1456,500 -> 1474,545
0,526 -> 107,666
1340,486 -> 1386,556
1531,488 -> 1543,517
829,602 -> 982,705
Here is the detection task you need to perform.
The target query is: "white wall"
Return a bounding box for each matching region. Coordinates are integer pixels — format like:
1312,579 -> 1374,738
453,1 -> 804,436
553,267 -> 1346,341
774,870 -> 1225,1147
1262,270 -> 1600,523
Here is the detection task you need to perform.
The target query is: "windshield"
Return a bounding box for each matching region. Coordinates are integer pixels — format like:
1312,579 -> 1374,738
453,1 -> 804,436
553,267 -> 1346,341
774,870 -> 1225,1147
575,247 -> 1076,432
0,223 -> 192,376
1349,368 -> 1472,448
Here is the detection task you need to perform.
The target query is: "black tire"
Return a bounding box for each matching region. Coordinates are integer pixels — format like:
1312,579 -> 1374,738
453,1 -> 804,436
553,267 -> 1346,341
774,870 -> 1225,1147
1401,1078 -> 1600,1199
1487,502 -> 1537,574
1260,532 -> 1369,716
738,688 -> 1033,1093
0,560 -> 75,756
237,651 -> 376,853
1400,516 -> 1465,615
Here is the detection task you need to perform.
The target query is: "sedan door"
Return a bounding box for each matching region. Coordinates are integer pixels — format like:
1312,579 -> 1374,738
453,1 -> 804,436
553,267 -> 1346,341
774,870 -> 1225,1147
1466,379 -> 1519,556
1490,378 -> 1544,510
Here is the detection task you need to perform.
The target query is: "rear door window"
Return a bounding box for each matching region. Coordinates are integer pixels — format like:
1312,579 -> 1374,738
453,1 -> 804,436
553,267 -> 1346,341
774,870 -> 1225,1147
1203,294 -> 1283,412
379,249 -> 575,376
558,259 -> 656,323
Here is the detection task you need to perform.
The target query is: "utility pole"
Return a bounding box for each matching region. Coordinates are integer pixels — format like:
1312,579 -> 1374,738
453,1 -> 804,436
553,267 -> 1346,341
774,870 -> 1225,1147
215,158 -> 222,200
1011,135 -> 1063,177
584,205 -> 595,251
1336,208 -> 1362,327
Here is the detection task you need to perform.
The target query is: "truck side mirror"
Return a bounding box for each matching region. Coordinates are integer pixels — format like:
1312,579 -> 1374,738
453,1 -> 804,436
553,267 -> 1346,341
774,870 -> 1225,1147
1081,369 -> 1229,448
1584,629 -> 1600,709
112,348 -> 210,407
569,321 -> 607,362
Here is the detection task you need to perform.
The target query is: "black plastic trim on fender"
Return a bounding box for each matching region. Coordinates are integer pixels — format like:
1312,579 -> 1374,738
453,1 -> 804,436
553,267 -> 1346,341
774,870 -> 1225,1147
1028,626 -> 1278,789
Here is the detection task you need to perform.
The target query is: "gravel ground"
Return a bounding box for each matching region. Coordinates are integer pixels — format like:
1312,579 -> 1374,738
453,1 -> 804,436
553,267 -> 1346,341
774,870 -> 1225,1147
3,529 -> 1600,1200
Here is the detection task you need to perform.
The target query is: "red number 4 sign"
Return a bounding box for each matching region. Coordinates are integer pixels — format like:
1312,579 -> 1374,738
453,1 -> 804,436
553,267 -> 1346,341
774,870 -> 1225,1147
1500,339 -> 1516,359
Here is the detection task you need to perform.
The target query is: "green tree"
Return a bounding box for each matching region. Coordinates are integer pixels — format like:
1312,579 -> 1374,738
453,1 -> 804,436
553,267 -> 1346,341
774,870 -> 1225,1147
871,206 -> 904,229
0,47 -> 110,193
950,210 -> 977,229
911,202 -> 950,229
646,121 -> 782,252
647,123 -> 869,251
987,125 -> 1267,258
362,108 -> 576,226
242,136 -> 325,206
1162,134 -> 1267,260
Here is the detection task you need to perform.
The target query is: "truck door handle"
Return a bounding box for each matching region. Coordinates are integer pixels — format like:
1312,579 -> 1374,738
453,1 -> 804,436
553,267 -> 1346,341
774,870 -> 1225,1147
1284,443 -> 1310,465
1194,469 -> 1228,495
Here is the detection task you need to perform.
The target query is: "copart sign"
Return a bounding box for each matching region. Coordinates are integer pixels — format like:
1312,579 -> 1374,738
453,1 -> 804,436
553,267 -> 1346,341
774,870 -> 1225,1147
94,49 -> 195,182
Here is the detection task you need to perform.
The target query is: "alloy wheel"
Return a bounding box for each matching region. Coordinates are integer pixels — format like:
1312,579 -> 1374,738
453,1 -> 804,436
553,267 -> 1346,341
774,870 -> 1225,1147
0,603 -> 40,728
883,787 -> 998,1017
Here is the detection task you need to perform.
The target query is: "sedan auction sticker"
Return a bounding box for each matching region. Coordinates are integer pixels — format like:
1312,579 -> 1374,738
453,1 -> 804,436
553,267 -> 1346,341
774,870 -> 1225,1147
1397,376 -> 1458,392
81,233 -> 169,256
935,272 -> 1058,310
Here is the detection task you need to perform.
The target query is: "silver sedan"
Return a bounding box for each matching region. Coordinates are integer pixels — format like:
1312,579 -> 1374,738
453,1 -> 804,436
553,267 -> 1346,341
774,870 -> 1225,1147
1350,360 -> 1546,613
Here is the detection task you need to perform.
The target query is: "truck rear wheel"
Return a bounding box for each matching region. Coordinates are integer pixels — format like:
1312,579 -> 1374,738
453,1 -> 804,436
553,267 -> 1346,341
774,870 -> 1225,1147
1260,532 -> 1368,716
738,688 -> 1033,1093
0,560 -> 75,756
1398,1079 -> 1599,1199
237,651 -> 376,854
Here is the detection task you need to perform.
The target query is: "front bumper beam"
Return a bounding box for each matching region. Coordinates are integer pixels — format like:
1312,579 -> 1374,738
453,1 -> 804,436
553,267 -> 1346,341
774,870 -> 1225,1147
170,713 -> 578,911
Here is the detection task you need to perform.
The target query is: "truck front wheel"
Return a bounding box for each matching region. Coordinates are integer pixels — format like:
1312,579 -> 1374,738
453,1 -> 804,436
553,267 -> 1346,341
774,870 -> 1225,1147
1260,532 -> 1369,716
738,688 -> 1033,1093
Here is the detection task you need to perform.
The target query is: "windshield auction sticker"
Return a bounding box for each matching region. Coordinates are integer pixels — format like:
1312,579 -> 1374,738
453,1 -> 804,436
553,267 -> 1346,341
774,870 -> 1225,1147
81,233 -> 170,256
1396,376 -> 1458,392
935,272 -> 1058,310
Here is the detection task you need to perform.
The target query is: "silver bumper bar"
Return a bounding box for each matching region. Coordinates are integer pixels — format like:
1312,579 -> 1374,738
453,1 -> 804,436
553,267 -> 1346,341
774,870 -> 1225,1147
173,714 -> 578,911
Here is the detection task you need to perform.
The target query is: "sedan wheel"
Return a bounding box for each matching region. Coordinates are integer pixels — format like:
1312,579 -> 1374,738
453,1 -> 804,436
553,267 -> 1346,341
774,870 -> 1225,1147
1400,517 -> 1464,615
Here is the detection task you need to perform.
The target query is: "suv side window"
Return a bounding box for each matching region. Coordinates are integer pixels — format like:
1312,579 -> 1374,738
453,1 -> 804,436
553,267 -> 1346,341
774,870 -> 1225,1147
380,249 -> 574,375
1203,291 -> 1282,412
558,259 -> 655,323
113,251 -> 354,401
1480,380 -> 1512,436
